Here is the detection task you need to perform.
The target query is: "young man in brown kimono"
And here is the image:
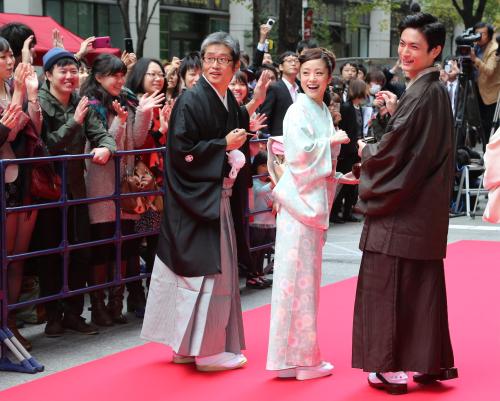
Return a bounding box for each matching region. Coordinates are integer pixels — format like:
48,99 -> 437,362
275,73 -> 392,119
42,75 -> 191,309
352,13 -> 458,395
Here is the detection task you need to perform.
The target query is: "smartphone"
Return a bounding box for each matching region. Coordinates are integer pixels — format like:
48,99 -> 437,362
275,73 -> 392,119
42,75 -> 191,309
93,36 -> 111,48
361,136 -> 376,144
124,37 -> 134,54
265,17 -> 276,30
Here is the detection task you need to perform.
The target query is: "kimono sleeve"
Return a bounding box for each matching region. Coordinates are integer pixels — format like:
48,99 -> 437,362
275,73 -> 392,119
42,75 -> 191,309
168,98 -> 226,182
358,92 -> 448,216
283,110 -> 332,193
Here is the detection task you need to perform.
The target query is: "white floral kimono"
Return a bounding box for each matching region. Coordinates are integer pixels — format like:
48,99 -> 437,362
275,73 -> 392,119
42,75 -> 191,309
266,93 -> 341,370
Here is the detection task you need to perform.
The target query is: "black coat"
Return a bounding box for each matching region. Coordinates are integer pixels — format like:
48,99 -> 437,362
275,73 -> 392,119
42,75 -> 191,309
337,100 -> 362,172
259,79 -> 294,136
156,76 -> 250,277
357,71 -> 454,260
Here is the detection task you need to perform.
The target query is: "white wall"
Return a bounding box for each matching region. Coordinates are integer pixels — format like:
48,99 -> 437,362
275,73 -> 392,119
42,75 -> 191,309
4,0 -> 43,15
368,7 -> 391,58
229,0 -> 253,57
128,0 -> 160,59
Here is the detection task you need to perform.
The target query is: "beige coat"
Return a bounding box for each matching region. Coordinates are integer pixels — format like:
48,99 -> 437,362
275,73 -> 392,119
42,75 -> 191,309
475,40 -> 500,105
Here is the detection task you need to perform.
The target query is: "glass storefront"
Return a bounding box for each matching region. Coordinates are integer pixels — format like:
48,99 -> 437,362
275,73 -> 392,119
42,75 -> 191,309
160,1 -> 229,60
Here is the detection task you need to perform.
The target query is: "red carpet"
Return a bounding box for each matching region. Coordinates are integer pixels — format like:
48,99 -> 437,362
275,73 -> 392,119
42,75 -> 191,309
1,240 -> 499,401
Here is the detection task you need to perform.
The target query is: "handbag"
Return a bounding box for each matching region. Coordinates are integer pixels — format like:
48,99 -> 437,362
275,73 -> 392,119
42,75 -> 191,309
121,159 -> 158,214
31,163 -> 62,200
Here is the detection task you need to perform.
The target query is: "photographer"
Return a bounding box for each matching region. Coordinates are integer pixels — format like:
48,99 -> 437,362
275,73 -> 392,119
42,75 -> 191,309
472,22 -> 500,147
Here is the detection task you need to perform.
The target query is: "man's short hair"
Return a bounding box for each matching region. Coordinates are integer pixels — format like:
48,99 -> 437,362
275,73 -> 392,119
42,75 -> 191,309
255,63 -> 279,81
179,51 -> 202,81
200,31 -> 240,64
474,22 -> 494,41
297,39 -> 318,54
398,13 -> 446,61
278,51 -> 298,65
0,22 -> 36,58
340,61 -> 358,74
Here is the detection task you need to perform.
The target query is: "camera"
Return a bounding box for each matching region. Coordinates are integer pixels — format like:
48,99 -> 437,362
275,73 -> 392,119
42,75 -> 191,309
265,17 -> 276,29
455,27 -> 481,58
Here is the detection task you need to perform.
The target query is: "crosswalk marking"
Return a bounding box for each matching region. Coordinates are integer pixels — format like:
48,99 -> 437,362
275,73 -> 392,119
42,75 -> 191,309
449,224 -> 500,231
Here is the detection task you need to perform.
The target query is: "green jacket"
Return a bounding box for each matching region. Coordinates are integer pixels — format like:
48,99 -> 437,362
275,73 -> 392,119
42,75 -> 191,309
38,83 -> 116,199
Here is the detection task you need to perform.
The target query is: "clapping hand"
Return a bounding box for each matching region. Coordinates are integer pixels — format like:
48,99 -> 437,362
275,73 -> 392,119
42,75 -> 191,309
21,35 -> 35,64
112,100 -> 128,124
138,90 -> 165,112
252,70 -> 273,106
0,104 -> 23,130
159,101 -> 174,134
25,65 -> 39,98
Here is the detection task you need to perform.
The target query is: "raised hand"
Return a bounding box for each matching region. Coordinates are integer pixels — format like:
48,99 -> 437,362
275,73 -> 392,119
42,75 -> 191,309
139,90 -> 165,112
13,62 -> 30,92
252,70 -> 272,106
159,101 -> 174,134
52,29 -> 65,49
21,35 -> 34,64
74,96 -> 89,125
76,36 -> 95,60
25,65 -> 39,98
0,104 -> 23,130
121,51 -> 137,70
112,100 -> 128,124
249,113 -> 267,132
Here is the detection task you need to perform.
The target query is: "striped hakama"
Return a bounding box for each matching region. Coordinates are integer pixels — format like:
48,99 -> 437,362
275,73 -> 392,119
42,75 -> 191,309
141,179 -> 245,356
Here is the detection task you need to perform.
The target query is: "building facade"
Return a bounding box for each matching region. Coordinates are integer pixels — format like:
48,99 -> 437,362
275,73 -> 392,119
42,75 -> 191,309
0,0 -> 456,62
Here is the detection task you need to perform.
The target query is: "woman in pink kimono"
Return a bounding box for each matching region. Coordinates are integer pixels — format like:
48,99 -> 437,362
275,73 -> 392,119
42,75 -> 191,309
266,48 -> 355,380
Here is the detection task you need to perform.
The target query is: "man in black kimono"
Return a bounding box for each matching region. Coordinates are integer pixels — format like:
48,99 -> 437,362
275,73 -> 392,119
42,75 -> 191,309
352,13 -> 457,395
141,32 -> 271,372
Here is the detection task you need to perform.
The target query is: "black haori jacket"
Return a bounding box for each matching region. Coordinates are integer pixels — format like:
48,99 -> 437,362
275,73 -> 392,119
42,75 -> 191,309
157,76 -> 250,277
357,70 -> 455,260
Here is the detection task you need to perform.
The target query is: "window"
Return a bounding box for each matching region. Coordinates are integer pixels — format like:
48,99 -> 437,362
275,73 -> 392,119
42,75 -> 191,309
44,0 -> 125,47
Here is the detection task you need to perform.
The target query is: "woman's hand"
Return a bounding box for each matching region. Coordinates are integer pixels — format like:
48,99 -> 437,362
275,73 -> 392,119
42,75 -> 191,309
74,96 -> 89,125
251,70 -> 272,107
331,129 -> 350,145
13,62 -> 30,92
25,65 -> 39,99
90,147 -> 112,165
112,100 -> 128,124
249,112 -> 267,132
139,90 -> 165,112
159,101 -> 174,134
121,51 -> 137,71
0,104 -> 22,130
76,36 -> 95,60
21,35 -> 34,64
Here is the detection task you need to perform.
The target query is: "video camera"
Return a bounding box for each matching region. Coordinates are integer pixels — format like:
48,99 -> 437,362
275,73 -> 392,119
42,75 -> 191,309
455,27 -> 481,58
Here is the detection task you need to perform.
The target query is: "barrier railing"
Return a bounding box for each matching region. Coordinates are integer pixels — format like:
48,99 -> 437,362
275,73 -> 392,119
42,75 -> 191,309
0,147 -> 165,373
0,139 -> 275,374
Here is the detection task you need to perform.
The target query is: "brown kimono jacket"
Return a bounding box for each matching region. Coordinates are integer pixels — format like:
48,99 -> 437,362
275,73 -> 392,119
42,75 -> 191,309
357,69 -> 454,260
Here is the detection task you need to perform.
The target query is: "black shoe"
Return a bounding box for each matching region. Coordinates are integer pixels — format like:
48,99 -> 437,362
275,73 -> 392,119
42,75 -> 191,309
331,216 -> 345,224
62,315 -> 99,335
342,215 -> 361,222
45,319 -> 65,337
413,368 -> 458,384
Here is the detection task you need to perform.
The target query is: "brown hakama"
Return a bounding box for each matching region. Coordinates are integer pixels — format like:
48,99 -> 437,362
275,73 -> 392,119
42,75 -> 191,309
352,251 -> 455,374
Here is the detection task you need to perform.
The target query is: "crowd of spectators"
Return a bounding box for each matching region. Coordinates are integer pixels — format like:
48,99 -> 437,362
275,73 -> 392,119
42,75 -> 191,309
1,18 -> 498,352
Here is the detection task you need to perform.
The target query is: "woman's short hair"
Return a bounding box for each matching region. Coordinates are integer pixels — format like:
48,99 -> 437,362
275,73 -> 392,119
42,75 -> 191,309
365,69 -> 387,86
348,79 -> 368,100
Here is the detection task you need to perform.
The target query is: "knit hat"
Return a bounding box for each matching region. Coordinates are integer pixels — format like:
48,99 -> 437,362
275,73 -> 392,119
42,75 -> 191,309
43,48 -> 78,72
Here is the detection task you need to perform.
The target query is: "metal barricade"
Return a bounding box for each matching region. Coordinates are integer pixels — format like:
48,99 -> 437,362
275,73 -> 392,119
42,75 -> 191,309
0,147 -> 165,373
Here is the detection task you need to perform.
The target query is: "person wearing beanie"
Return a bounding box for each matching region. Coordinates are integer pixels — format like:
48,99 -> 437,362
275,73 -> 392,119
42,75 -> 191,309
31,47 -> 116,337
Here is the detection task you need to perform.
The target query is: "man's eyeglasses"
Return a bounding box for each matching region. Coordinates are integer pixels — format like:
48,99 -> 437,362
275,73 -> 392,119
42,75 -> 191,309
283,58 -> 299,64
145,72 -> 166,79
203,56 -> 233,65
